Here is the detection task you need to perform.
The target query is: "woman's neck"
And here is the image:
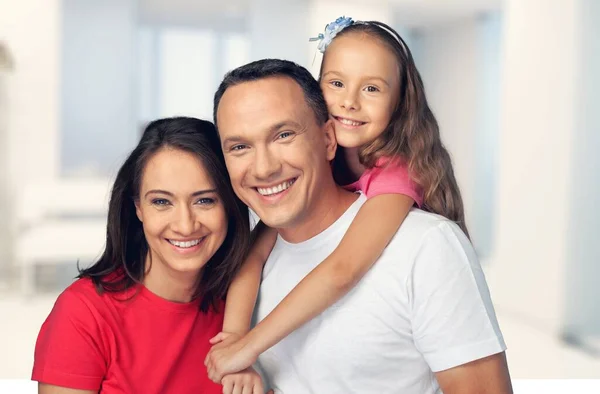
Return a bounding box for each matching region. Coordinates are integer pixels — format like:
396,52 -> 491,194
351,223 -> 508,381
142,254 -> 198,303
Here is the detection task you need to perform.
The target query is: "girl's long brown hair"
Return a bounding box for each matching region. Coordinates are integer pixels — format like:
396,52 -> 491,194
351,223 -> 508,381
324,21 -> 469,237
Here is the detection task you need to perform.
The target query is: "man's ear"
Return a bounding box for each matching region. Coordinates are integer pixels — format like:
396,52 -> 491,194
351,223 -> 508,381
323,119 -> 337,161
134,199 -> 143,223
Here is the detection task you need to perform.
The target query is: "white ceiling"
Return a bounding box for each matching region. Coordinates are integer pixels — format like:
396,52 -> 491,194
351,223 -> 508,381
139,0 -> 503,29
139,0 -> 249,24
387,0 -> 503,28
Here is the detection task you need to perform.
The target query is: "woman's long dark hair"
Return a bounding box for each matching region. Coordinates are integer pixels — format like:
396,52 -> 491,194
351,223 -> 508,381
78,117 -> 250,312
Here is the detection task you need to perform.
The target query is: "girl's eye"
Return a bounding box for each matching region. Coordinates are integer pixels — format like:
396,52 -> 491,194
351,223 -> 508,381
151,198 -> 170,206
365,85 -> 380,92
330,80 -> 344,88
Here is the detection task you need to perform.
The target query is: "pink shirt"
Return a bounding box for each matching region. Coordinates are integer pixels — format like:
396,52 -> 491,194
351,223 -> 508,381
344,157 -> 423,207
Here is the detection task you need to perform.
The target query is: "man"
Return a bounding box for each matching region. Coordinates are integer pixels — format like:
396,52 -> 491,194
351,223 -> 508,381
214,59 -> 512,393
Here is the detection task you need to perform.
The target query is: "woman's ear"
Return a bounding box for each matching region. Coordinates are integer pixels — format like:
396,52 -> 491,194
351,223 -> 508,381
134,199 -> 143,223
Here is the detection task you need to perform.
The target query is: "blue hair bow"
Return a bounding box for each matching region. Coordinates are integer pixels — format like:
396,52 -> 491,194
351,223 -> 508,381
309,16 -> 355,53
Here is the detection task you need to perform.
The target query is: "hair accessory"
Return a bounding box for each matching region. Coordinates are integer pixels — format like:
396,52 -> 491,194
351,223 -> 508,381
309,16 -> 355,53
309,16 -> 407,55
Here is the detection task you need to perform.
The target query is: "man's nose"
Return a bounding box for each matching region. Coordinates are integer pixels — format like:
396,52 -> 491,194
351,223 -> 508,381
253,146 -> 282,181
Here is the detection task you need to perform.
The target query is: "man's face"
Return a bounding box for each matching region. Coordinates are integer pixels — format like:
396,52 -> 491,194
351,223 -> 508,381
216,76 -> 336,231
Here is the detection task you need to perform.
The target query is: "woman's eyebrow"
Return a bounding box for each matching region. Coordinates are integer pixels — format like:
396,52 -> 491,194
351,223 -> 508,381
144,189 -> 217,198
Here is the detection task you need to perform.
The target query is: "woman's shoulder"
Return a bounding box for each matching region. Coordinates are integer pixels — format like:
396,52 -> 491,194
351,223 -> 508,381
63,270 -> 137,302
57,277 -> 97,300
65,276 -> 98,293
55,275 -> 135,318
53,278 -> 107,317
48,277 -> 137,339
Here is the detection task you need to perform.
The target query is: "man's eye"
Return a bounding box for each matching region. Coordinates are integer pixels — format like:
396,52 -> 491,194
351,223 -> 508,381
151,198 -> 170,206
231,144 -> 247,151
278,131 -> 293,139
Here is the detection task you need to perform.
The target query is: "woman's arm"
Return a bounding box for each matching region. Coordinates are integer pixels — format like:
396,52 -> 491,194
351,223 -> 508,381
205,194 -> 414,381
33,290 -> 106,392
220,222 -> 277,336
39,384 -> 96,394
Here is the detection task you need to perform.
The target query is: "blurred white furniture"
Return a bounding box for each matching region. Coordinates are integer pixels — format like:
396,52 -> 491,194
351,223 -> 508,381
0,41 -> 15,289
15,178 -> 112,296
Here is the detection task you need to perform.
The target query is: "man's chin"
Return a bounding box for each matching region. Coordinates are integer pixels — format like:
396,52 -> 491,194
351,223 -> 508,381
252,210 -> 294,230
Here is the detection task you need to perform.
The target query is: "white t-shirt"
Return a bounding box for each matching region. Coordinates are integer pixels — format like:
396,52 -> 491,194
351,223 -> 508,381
254,194 -> 506,394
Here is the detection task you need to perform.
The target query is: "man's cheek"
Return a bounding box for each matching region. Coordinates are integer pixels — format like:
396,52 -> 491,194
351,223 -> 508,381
232,185 -> 248,203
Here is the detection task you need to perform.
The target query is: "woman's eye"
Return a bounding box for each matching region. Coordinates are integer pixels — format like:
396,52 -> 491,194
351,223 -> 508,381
365,85 -> 380,92
197,198 -> 216,205
330,80 -> 343,88
151,198 -> 170,206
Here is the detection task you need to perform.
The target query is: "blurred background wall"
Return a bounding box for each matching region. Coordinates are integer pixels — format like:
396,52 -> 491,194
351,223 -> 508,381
1,0 -> 599,380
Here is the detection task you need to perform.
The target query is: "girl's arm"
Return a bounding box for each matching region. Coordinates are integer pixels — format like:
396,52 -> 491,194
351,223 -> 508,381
244,194 -> 413,349
220,222 -> 278,336
205,194 -> 414,381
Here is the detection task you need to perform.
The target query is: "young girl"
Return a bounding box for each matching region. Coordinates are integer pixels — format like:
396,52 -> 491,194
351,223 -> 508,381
205,16 -> 468,385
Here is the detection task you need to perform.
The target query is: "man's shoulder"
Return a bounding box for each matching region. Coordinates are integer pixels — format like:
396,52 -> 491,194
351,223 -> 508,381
396,208 -> 460,237
386,209 -> 471,257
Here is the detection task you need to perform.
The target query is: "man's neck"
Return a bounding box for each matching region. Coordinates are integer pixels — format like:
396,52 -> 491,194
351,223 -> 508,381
278,184 -> 358,244
332,147 -> 365,185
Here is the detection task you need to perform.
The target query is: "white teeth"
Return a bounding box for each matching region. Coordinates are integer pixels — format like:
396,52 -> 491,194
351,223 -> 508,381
169,238 -> 202,248
339,118 -> 362,126
257,179 -> 295,196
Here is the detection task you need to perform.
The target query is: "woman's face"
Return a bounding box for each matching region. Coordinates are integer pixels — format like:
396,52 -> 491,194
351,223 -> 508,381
135,147 -> 228,279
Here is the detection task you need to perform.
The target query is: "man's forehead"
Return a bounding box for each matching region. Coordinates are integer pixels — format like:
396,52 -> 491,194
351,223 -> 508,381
217,77 -> 312,136
223,76 -> 303,106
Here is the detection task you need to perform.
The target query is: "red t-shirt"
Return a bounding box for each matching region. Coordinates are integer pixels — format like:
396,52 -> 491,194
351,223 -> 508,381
32,278 -> 223,393
344,157 -> 423,207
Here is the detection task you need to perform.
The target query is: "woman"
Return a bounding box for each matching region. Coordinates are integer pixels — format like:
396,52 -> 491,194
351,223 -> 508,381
32,117 -> 261,393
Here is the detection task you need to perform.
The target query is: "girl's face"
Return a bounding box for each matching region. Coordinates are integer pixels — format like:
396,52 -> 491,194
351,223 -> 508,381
320,32 -> 400,149
135,147 -> 228,281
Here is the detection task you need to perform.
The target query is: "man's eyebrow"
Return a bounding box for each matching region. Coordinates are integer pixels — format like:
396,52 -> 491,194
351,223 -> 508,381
222,136 -> 245,147
222,121 -> 305,147
268,121 -> 303,133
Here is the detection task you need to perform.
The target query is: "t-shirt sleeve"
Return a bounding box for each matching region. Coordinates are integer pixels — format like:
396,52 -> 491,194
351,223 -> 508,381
32,288 -> 107,390
363,159 -> 423,207
408,221 -> 506,372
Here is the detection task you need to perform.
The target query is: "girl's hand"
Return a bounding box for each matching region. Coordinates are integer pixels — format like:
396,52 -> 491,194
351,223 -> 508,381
209,331 -> 240,345
221,367 -> 273,394
205,335 -> 259,383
